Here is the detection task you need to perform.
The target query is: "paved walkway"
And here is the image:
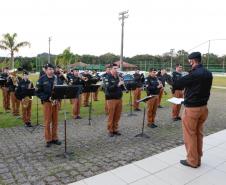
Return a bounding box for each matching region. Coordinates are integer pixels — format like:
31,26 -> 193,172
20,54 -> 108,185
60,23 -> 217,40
0,90 -> 225,185
69,129 -> 226,185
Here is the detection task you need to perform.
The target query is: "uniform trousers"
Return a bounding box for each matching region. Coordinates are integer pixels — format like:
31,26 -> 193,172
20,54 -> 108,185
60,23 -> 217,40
182,106 -> 208,167
107,99 -> 122,133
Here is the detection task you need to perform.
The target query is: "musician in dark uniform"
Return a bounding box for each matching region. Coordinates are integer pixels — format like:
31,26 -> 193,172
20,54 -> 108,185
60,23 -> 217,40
70,69 -> 84,119
104,64 -> 123,137
36,63 -> 61,147
157,69 -> 167,108
92,70 -> 101,101
133,69 -> 144,111
146,68 -> 163,128
172,52 -> 212,168
171,64 -> 184,121
7,71 -> 22,117
0,67 -> 11,112
15,71 -> 33,127
82,70 -> 93,107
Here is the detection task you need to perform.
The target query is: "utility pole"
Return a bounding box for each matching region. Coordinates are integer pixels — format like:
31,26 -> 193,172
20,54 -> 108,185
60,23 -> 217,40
170,49 -> 174,72
48,37 -> 51,64
207,40 -> 210,69
119,10 -> 129,71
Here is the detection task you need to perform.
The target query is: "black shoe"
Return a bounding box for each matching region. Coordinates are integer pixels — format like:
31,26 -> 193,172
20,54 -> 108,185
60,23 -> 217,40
180,160 -> 198,168
75,116 -> 82,119
113,131 -> 122,136
177,116 -> 181,120
158,105 -> 163,108
108,132 -> 114,137
173,117 -> 180,121
52,140 -> 62,145
147,124 -> 158,128
46,142 -> 52,148
134,108 -> 141,111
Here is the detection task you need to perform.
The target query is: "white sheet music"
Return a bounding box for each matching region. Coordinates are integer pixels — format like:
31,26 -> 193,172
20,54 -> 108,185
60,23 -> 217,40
167,97 -> 184,105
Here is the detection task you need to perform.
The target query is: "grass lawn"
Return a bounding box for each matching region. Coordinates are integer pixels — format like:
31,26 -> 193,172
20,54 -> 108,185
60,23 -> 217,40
212,76 -> 226,87
0,74 -> 172,128
1,74 -> 224,128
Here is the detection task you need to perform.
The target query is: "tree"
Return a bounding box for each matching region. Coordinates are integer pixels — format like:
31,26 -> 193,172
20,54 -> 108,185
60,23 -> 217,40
55,47 -> 74,68
0,33 -> 30,70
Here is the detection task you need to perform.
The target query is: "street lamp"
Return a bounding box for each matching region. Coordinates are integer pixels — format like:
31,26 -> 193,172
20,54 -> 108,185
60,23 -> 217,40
119,10 -> 129,71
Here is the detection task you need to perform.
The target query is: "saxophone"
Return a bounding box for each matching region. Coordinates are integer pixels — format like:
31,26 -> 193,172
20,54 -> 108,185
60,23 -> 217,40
23,82 -> 33,109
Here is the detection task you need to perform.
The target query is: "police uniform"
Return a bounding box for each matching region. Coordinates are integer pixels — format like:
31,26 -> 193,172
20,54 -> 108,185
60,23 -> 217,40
146,75 -> 161,127
82,73 -> 93,107
173,52 -> 212,168
15,72 -> 33,127
104,73 -> 123,136
0,72 -> 11,111
102,72 -> 111,114
171,71 -> 184,120
70,75 -> 84,119
36,65 -> 61,147
157,72 -> 166,107
133,72 -> 144,110
92,72 -> 101,101
7,74 -> 22,116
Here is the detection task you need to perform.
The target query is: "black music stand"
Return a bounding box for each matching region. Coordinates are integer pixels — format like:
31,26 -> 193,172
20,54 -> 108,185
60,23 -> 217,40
125,82 -> 137,117
53,85 -> 82,158
134,95 -> 154,138
83,84 -> 100,125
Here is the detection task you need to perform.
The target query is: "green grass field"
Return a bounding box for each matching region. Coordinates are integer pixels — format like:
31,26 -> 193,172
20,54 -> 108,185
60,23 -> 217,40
1,75 -> 225,128
212,76 -> 226,87
0,74 -> 172,128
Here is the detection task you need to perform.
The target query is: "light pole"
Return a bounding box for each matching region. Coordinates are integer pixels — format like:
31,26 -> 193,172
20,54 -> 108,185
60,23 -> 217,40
170,49 -> 174,72
119,10 -> 129,71
48,37 -> 51,64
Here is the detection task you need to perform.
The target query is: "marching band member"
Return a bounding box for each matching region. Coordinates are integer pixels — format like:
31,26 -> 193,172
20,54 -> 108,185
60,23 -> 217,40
102,67 -> 111,115
133,69 -> 144,111
7,70 -> 22,117
70,69 -> 84,119
104,64 -> 123,137
1,67 -> 11,112
157,69 -> 167,108
92,70 -> 101,101
146,68 -> 163,128
36,63 -> 61,148
16,71 -> 33,127
82,70 -> 92,107
171,64 -> 184,121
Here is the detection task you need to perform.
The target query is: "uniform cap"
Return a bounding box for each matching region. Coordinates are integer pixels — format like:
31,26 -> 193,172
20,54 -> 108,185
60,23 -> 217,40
188,52 -> 202,61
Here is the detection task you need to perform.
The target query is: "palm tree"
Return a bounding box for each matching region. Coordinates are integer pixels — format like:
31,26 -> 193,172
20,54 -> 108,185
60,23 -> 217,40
0,33 -> 30,70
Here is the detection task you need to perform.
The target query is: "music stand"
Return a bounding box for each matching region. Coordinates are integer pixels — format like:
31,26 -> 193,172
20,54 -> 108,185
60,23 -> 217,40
125,82 -> 137,117
53,85 -> 82,158
83,84 -> 100,125
134,95 -> 154,138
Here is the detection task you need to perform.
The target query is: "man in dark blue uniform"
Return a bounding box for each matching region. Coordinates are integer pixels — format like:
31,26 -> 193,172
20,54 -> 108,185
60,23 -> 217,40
104,64 -> 123,137
173,52 -> 212,168
146,68 -> 163,128
16,71 -> 33,127
36,63 -> 62,148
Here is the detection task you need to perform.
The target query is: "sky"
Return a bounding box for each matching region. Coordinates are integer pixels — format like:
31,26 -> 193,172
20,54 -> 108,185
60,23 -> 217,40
0,0 -> 226,57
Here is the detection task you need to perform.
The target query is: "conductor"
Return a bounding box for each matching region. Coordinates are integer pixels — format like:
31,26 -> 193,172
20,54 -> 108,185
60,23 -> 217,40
172,52 -> 212,168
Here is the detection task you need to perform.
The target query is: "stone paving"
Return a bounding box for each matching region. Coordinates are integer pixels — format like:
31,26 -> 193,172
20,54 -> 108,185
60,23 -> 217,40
0,90 -> 226,185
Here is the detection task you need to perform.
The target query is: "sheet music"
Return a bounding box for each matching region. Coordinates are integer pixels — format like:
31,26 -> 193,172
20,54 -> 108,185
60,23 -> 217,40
167,97 -> 184,105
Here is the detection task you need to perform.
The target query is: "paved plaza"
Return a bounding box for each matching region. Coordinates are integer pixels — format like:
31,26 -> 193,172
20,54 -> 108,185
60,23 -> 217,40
0,90 -> 225,185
